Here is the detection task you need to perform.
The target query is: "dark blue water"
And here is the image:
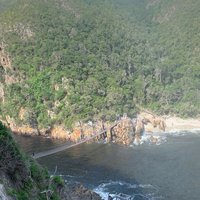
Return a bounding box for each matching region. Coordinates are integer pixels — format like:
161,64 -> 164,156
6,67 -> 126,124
14,131 -> 200,200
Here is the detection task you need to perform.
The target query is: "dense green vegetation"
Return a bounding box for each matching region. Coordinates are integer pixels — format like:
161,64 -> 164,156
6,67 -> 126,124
0,0 -> 199,129
0,121 -> 64,199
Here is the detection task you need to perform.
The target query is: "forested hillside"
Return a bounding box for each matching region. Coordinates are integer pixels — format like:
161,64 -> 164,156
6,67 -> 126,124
0,0 -> 199,130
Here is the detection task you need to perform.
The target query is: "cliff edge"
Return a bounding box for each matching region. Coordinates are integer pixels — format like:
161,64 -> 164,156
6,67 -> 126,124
0,121 -> 101,200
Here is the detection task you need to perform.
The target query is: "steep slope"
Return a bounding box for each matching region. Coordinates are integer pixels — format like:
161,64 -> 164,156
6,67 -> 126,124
0,121 -> 61,199
0,121 -> 101,199
0,0 -> 199,133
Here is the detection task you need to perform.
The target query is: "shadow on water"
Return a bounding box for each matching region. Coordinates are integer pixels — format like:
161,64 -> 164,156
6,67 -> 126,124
13,134 -> 69,154
14,134 -> 162,199
14,133 -> 200,200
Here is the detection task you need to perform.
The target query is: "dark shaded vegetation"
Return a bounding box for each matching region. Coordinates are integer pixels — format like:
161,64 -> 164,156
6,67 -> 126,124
0,0 -> 199,130
0,121 -> 64,199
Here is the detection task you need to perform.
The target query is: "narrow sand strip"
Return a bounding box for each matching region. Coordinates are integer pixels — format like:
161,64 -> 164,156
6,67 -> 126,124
165,117 -> 200,132
144,117 -> 200,133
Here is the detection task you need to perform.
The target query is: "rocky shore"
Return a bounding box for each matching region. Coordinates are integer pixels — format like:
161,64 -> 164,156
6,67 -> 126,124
2,111 -> 200,146
2,113 -> 200,200
60,183 -> 102,200
144,116 -> 200,133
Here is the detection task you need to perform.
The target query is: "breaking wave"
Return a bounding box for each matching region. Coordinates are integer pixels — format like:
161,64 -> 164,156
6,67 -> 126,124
93,180 -> 164,200
133,129 -> 200,146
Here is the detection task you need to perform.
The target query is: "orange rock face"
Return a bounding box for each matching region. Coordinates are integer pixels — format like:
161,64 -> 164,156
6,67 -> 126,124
112,118 -> 135,145
139,111 -> 166,132
69,129 -> 82,142
51,126 -> 70,140
2,110 -> 167,146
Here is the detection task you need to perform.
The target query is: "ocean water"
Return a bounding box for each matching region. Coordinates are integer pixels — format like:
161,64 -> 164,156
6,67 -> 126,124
14,131 -> 200,200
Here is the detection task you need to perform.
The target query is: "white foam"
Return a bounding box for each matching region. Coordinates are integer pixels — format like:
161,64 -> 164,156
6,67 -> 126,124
132,128 -> 200,146
93,180 -> 163,200
133,133 -> 167,146
93,187 -> 109,200
165,128 -> 200,135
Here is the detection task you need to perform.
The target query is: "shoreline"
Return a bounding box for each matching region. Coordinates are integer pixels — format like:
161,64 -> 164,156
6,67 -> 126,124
4,114 -> 200,142
143,116 -> 200,133
165,117 -> 200,132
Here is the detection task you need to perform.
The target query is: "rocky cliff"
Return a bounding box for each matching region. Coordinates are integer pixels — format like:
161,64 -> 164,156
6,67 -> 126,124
2,110 -> 167,148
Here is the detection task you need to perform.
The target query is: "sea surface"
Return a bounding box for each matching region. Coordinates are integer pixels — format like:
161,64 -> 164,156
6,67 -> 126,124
14,130 -> 200,200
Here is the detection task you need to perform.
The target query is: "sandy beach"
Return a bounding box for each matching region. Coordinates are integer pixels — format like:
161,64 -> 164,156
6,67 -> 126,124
165,117 -> 200,132
143,115 -> 200,133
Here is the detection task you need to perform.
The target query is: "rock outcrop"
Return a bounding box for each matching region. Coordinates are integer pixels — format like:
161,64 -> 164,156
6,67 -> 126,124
60,183 -> 101,200
111,118 -> 135,145
2,110 -> 166,146
109,111 -> 166,145
138,111 -> 166,132
134,118 -> 144,144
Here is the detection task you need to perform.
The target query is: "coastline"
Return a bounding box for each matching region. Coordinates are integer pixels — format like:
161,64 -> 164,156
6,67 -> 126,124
143,116 -> 200,134
2,113 -> 200,142
165,117 -> 200,132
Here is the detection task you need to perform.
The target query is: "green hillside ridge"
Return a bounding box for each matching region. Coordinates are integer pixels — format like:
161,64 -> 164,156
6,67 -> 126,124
0,0 -> 199,131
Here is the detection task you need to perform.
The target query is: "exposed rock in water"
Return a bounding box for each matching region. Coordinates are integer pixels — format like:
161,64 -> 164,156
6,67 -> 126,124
110,111 -> 166,145
112,118 -> 135,145
60,183 -> 102,200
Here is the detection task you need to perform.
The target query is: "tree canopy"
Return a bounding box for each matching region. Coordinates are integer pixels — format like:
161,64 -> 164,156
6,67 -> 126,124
0,0 -> 199,129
